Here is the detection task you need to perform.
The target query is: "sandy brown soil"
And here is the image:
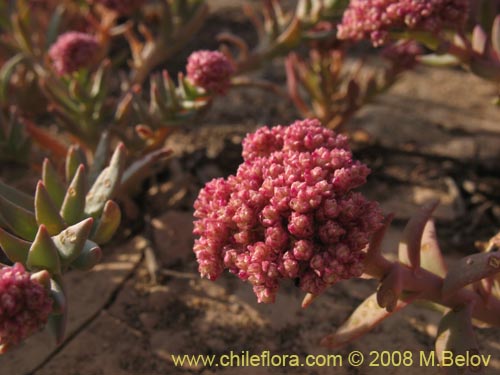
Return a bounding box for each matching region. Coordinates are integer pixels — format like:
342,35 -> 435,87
2,1 -> 500,374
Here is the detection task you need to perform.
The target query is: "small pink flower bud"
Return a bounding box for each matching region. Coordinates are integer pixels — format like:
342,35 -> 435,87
49,32 -> 100,75
186,50 -> 235,94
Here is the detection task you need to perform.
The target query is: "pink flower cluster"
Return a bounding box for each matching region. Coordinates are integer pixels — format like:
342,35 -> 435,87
0,263 -> 52,350
193,119 -> 383,303
94,0 -> 145,15
337,0 -> 469,46
49,32 -> 99,75
186,50 -> 235,95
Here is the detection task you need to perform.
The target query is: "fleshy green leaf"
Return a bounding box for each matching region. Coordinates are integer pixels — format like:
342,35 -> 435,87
42,158 -> 66,209
0,179 -> 33,212
65,145 -> 87,183
60,164 -> 86,225
85,144 -> 126,218
49,277 -> 66,315
88,131 -> 110,186
92,200 -> 121,244
52,218 -> 93,266
0,226 -> 31,263
27,225 -> 62,274
71,240 -> 102,271
35,181 -> 66,236
0,194 -> 38,241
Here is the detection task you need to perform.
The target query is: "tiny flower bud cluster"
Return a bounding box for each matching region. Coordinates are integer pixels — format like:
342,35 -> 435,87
49,32 -> 100,75
193,119 -> 383,303
0,263 -> 52,350
338,0 -> 469,46
186,50 -> 235,95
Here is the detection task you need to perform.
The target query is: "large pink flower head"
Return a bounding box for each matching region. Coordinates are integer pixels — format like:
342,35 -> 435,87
94,0 -> 146,15
49,32 -> 100,75
338,0 -> 469,46
0,263 -> 52,351
186,50 -> 235,95
193,119 -> 383,303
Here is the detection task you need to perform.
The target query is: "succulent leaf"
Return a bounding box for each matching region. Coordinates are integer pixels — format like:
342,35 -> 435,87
49,277 -> 67,315
376,264 -> 402,312
42,158 -> 66,209
0,226 -> 31,263
27,225 -> 62,274
492,15 -> 500,56
52,218 -> 93,266
420,219 -> 447,278
442,252 -> 500,295
60,164 -> 86,225
88,132 -> 110,186
398,199 -> 439,270
85,144 -> 126,218
0,179 -> 34,212
65,145 -> 87,183
321,292 -> 418,348
435,305 -> 480,370
71,240 -> 102,271
48,307 -> 67,345
0,194 -> 38,241
35,181 -> 66,236
92,200 -> 121,244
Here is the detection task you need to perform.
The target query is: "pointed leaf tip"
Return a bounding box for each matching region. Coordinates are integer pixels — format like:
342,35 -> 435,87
35,181 -> 66,236
27,225 -> 61,274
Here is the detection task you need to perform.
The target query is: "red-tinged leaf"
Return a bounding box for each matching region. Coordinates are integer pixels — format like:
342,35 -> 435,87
472,25 -> 487,54
435,305 -> 482,372
24,120 -> 68,159
399,199 -> 439,270
377,264 -> 403,312
442,252 -> 500,295
320,292 -> 418,348
491,15 -> 500,56
420,219 -> 447,278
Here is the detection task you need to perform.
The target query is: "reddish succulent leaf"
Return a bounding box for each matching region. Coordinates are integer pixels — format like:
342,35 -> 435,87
442,252 -> 500,295
398,199 -> 439,270
377,264 -> 403,312
435,305 -> 481,372
420,219 -> 447,278
321,292 -> 418,349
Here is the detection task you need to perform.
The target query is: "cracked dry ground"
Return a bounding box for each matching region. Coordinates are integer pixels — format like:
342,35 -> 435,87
1,64 -> 500,375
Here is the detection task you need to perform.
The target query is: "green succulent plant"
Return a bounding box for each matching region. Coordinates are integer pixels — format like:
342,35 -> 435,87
0,139 -> 126,343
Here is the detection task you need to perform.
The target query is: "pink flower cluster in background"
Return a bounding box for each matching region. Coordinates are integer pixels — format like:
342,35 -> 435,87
193,119 -> 383,303
49,32 -> 100,75
0,264 -> 52,351
337,0 -> 469,46
186,50 -> 235,94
